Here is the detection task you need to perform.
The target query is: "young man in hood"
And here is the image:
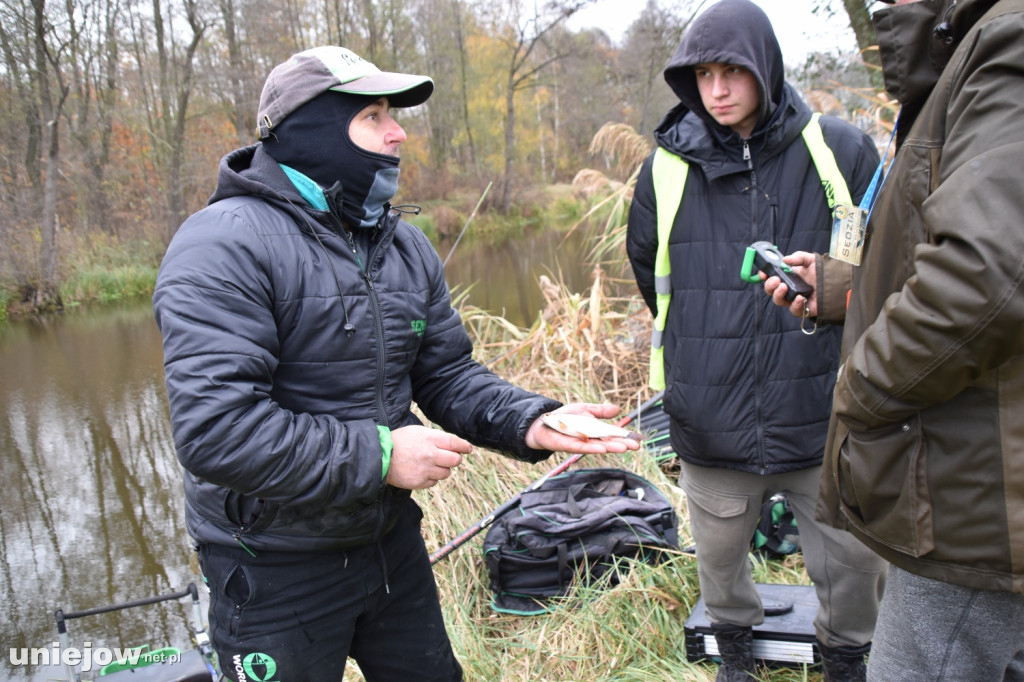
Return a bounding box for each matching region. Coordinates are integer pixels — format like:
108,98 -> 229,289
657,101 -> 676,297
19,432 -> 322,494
626,0 -> 888,679
765,0 -> 1024,678
153,46 -> 639,682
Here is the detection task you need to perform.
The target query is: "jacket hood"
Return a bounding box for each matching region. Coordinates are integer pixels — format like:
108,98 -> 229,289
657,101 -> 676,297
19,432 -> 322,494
209,144 -> 306,209
874,0 -> 1000,119
663,0 -> 783,134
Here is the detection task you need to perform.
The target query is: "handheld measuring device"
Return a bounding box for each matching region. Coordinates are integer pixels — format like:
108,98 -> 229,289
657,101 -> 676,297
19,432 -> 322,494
740,241 -> 813,302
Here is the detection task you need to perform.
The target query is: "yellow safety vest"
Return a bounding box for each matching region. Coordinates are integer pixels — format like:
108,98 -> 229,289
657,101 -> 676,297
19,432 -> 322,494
647,113 -> 852,390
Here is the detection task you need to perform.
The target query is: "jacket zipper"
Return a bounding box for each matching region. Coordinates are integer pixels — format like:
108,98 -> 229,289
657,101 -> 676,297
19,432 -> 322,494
341,217 -> 393,541
744,138 -> 769,474
300,198 -> 398,544
233,531 -> 257,557
334,217 -> 390,432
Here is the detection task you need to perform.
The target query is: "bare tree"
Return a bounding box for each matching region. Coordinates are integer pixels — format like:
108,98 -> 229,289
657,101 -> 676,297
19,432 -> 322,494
204,0 -> 290,147
322,0 -> 360,47
482,0 -> 591,213
620,0 -> 700,135
32,0 -> 70,307
126,0 -> 206,241
813,0 -> 881,88
451,0 -> 479,175
216,0 -> 251,146
63,0 -> 123,234
0,3 -> 41,288
0,0 -> 73,308
410,0 -> 475,182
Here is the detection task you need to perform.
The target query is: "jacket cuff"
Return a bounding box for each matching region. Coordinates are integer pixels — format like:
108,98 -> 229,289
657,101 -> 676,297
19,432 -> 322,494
512,399 -> 563,463
816,253 -> 853,324
378,425 -> 393,482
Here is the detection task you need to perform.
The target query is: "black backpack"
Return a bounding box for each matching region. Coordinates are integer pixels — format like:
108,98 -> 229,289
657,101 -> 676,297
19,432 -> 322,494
482,468 -> 679,615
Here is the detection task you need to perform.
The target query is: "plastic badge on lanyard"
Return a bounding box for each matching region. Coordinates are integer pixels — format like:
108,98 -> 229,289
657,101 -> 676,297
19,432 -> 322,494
829,112 -> 899,266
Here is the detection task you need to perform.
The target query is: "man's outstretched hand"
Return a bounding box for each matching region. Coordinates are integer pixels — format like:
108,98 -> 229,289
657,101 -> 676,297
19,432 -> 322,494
386,403 -> 641,491
526,403 -> 641,454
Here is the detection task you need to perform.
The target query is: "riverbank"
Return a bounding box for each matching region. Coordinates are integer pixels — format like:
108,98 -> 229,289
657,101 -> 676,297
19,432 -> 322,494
0,184 -> 597,325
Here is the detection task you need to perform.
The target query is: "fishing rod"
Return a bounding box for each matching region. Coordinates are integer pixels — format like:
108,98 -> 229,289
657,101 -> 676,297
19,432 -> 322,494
442,181 -> 492,268
429,391 -> 664,565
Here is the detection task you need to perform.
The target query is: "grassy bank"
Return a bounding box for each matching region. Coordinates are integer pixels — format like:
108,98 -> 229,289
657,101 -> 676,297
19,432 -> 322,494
0,187 -> 589,323
1,232 -> 164,321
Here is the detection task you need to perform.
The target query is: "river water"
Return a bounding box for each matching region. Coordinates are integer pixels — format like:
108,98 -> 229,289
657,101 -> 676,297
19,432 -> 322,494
0,227 -> 599,680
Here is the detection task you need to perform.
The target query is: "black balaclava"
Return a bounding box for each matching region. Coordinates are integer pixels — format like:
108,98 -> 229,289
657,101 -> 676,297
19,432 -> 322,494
262,90 -> 400,229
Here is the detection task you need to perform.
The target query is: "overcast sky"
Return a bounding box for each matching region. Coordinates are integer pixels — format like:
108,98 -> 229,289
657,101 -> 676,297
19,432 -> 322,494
568,0 -> 859,64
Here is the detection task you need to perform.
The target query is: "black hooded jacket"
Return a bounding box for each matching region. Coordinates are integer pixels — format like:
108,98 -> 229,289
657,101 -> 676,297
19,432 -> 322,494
626,0 -> 880,474
153,144 -> 559,552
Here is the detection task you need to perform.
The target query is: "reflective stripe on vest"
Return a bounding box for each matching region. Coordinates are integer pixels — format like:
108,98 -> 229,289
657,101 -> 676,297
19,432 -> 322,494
647,113 -> 850,390
649,148 -> 689,390
801,113 -> 853,209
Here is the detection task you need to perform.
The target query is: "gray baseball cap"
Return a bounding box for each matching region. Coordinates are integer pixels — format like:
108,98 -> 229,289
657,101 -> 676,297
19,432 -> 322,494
256,46 -> 434,139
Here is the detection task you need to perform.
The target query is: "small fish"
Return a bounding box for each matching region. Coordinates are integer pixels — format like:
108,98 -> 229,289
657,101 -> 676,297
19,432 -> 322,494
539,412 -> 642,442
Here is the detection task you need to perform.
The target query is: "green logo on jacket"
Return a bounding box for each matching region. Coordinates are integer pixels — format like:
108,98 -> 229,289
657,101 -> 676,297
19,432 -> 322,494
411,319 -> 426,336
233,652 -> 278,681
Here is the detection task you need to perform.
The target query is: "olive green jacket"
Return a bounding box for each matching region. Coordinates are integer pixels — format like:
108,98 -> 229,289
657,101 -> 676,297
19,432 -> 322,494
818,0 -> 1024,594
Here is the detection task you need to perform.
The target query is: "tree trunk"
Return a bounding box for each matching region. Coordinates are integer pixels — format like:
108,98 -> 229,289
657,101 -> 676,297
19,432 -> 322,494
453,0 -> 479,175
32,0 -> 67,310
837,0 -> 883,89
500,70 -> 516,213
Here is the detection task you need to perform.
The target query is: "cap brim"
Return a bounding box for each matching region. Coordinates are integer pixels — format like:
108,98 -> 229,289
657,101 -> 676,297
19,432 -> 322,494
331,72 -> 434,108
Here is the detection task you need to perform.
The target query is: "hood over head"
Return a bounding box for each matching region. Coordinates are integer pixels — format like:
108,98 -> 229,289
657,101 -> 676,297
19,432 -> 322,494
663,0 -> 783,134
873,0 -> 999,120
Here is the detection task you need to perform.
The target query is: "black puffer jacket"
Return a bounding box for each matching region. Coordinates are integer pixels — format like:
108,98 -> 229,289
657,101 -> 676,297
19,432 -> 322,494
626,0 -> 880,474
154,144 -> 559,552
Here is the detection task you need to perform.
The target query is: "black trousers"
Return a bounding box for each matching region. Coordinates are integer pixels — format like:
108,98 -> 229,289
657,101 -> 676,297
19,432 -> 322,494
197,499 -> 462,682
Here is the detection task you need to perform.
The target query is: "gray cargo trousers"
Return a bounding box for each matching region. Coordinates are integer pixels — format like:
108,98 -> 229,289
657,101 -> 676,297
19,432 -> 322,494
679,460 -> 888,648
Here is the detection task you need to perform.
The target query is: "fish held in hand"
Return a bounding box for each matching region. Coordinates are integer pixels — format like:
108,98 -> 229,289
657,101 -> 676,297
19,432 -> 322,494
540,413 -> 642,442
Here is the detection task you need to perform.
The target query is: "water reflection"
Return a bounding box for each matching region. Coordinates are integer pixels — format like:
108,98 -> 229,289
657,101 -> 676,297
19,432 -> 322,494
440,227 -> 594,328
0,301 -> 199,680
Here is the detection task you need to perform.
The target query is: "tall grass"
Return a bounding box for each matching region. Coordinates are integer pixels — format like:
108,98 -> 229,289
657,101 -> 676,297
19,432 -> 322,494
0,288 -> 13,323
336,266 -> 827,681
58,233 -> 162,307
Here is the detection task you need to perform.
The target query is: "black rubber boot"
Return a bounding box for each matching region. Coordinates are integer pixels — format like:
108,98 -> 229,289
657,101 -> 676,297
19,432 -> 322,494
817,639 -> 870,682
712,623 -> 757,681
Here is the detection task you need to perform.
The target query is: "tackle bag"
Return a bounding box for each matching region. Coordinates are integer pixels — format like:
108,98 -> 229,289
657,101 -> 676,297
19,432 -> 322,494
482,467 -> 679,615
752,493 -> 800,559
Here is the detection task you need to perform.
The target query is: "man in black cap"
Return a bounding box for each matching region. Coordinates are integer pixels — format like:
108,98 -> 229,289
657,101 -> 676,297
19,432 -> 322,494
153,46 -> 638,681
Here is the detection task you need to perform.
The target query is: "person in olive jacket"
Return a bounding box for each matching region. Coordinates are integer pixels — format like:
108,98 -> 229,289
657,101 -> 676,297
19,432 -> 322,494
765,0 -> 1024,678
153,46 -> 638,682
626,0 -> 887,679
